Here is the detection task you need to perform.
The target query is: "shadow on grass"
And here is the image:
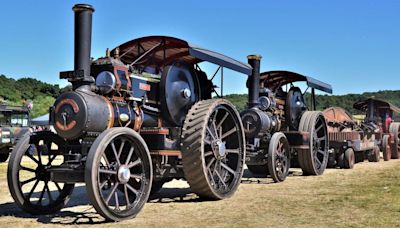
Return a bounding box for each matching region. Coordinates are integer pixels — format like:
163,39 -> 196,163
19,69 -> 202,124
0,185 -> 108,225
241,168 -> 304,184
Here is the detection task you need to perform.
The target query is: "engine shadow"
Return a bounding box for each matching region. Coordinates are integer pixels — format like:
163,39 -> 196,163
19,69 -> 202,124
240,168 -> 304,184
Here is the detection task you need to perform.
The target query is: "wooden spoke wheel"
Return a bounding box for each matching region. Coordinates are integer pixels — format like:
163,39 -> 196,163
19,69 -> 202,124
298,111 -> 329,175
182,99 -> 245,200
267,132 -> 290,183
85,128 -> 152,221
7,132 -> 74,215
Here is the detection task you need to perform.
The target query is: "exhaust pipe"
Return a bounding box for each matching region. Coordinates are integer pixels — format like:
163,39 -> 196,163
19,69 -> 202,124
72,4 -> 95,88
247,54 -> 262,108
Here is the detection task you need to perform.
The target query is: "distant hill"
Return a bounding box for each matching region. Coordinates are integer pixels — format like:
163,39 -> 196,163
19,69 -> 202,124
0,74 -> 60,118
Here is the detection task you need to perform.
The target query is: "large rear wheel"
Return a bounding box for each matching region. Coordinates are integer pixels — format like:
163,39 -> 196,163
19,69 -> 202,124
298,111 -> 329,175
181,99 -> 245,200
85,127 -> 152,221
7,132 -> 74,215
389,123 -> 400,159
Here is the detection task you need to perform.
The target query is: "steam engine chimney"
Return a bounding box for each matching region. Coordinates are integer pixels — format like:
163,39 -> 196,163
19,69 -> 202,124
247,54 -> 262,108
72,4 -> 95,88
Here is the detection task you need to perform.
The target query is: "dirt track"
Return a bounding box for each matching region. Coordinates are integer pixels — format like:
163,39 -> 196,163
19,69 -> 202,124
0,159 -> 400,227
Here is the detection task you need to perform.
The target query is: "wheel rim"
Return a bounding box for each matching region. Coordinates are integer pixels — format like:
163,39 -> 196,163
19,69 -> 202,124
311,115 -> 328,172
203,105 -> 244,196
14,135 -> 73,210
95,134 -> 148,215
274,138 -> 289,180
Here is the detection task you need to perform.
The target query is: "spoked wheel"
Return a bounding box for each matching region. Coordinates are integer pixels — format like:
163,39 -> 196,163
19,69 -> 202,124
298,111 -> 329,175
85,127 -> 152,221
389,123 -> 400,159
268,132 -> 290,182
343,148 -> 355,169
7,132 -> 74,214
382,135 -> 391,161
368,146 -> 380,162
182,99 -> 246,200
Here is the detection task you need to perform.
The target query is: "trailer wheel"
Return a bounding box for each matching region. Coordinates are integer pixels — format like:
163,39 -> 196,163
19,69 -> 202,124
368,146 -> 380,162
268,132 -> 290,182
343,148 -> 355,169
182,99 -> 245,200
7,132 -> 74,215
85,127 -> 152,221
298,111 -> 329,175
0,148 -> 10,162
382,135 -> 391,161
247,164 -> 269,177
389,123 -> 400,159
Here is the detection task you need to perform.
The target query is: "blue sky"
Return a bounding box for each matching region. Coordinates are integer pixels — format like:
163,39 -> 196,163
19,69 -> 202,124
0,0 -> 399,95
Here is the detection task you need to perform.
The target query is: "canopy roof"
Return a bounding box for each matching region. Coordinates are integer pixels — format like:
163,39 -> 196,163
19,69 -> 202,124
260,70 -> 332,94
111,36 -> 252,75
323,107 -> 354,124
353,98 -> 400,113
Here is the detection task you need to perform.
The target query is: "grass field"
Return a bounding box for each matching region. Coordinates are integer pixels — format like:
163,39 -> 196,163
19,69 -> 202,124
0,159 -> 400,227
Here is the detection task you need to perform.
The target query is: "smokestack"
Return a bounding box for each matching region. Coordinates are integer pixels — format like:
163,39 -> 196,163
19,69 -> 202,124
72,4 -> 95,86
247,54 -> 262,108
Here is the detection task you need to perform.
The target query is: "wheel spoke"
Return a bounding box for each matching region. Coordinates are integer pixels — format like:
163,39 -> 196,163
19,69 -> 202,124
317,149 -> 325,155
212,121 -> 219,139
111,141 -> 121,166
20,166 -> 36,172
128,158 -> 142,168
206,126 -> 216,141
37,184 -> 46,205
214,167 -> 227,188
124,184 -> 130,207
99,168 -> 117,175
220,162 -> 237,177
27,179 -> 39,198
216,112 -> 229,129
126,183 -> 139,196
48,155 -> 57,165
317,136 -> 326,141
315,123 -> 324,133
100,180 -> 108,190
225,149 -> 239,154
315,157 -> 322,167
21,177 -> 37,186
106,183 -> 119,204
54,182 -> 62,192
207,157 -> 215,170
125,147 -> 134,165
115,192 -> 120,210
26,153 -> 39,164
118,139 -> 126,159
204,151 -> 214,157
130,174 -> 142,180
221,127 -> 236,140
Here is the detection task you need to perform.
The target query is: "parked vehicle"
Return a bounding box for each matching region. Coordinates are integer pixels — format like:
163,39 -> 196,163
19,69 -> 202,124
242,68 -> 333,182
7,4 -> 252,221
0,104 -> 30,162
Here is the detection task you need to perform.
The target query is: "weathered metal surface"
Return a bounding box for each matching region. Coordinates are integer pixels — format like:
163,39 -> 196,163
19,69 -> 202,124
353,97 -> 400,113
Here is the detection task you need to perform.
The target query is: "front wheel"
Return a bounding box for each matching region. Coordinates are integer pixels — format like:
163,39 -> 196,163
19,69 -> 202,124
85,127 -> 153,221
7,132 -> 74,215
267,132 -> 290,183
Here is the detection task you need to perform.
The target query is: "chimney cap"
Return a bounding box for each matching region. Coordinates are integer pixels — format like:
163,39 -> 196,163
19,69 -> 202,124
247,54 -> 262,60
72,4 -> 95,12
